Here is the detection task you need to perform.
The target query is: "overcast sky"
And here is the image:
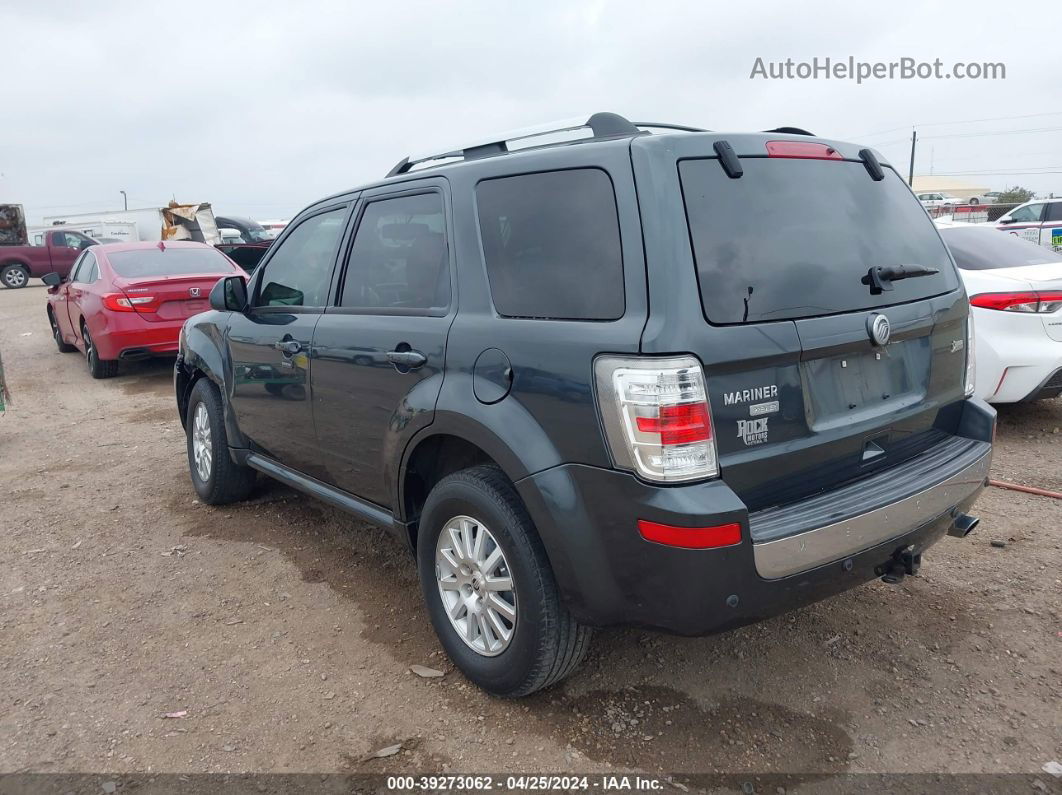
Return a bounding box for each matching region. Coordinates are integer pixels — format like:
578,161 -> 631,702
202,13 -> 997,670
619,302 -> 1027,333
2,0 -> 1059,225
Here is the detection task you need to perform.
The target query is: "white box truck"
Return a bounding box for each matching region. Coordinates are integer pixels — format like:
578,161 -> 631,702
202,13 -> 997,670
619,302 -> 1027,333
42,203 -> 221,245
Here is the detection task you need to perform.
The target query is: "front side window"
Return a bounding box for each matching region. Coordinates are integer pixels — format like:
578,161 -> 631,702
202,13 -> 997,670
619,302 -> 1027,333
1008,204 -> 1045,223
58,231 -> 94,249
476,169 -> 624,320
255,207 -> 347,308
71,252 -> 96,283
340,193 -> 449,311
1045,202 -> 1062,223
67,251 -> 87,281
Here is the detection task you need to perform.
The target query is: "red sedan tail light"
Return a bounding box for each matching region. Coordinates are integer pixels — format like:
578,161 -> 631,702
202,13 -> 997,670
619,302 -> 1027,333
102,293 -> 159,313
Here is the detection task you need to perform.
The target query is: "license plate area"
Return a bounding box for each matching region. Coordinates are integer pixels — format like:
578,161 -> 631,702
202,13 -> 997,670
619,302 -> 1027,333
802,339 -> 930,431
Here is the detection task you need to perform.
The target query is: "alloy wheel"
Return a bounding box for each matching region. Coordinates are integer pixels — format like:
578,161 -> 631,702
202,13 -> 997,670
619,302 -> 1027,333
435,515 -> 517,656
191,402 -> 213,482
3,268 -> 27,288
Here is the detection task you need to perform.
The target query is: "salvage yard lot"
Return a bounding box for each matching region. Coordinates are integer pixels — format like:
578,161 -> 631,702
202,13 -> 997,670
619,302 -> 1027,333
0,284 -> 1059,777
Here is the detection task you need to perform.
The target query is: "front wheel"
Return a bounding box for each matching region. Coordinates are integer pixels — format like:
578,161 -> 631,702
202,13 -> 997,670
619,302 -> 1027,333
1,264 -> 29,289
185,378 -> 256,504
417,465 -> 591,697
969,198 -> 980,205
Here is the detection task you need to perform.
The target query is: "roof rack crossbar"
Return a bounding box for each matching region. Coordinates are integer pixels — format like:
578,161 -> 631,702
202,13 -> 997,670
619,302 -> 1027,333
386,112 -> 643,177
764,126 -> 815,136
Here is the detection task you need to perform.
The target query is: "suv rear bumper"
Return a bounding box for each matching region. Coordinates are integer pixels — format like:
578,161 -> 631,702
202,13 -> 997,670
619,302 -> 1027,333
516,399 -> 994,636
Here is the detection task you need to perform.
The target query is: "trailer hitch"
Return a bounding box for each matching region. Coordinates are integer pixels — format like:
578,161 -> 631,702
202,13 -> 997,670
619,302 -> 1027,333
879,545 -> 921,585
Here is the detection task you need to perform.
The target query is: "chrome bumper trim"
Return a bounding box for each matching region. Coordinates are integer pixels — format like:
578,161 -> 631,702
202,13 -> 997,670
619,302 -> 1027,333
752,449 -> 991,580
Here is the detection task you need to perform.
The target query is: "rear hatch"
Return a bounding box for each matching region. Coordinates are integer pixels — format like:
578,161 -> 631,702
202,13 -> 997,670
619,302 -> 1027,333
643,136 -> 968,511
108,245 -> 238,322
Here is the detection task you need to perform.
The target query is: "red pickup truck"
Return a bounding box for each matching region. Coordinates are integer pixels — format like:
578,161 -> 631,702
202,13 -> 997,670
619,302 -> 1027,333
1,229 -> 98,289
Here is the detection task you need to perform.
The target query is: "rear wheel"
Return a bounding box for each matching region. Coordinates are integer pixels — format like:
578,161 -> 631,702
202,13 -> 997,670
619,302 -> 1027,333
1,264 -> 29,289
82,323 -> 118,379
417,465 -> 591,697
185,378 -> 256,504
969,197 -> 980,205
48,310 -> 76,352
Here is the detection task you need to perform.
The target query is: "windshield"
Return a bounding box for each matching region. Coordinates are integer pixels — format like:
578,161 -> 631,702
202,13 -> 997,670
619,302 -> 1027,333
940,226 -> 1062,270
680,158 -> 958,324
108,247 -> 238,278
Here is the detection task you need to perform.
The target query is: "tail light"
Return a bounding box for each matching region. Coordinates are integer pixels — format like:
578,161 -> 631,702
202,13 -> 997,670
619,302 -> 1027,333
969,291 -> 1062,313
102,293 -> 158,313
965,314 -> 976,398
594,355 -> 718,483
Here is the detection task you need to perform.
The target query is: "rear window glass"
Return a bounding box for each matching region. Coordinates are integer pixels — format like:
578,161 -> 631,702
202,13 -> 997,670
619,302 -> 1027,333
679,158 -> 958,324
940,226 -> 1062,270
108,247 -> 237,278
476,168 -> 624,320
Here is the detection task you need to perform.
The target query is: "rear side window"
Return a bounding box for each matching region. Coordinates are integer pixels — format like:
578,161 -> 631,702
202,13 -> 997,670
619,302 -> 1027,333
476,169 -> 624,320
108,247 -> 237,278
1046,202 -> 1062,222
256,207 -> 347,307
680,158 -> 957,324
340,192 -> 449,312
941,227 -> 1062,270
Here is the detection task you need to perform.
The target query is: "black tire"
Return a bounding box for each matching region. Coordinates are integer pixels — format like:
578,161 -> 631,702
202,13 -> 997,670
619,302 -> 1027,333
416,465 -> 591,697
969,198 -> 979,205
185,378 -> 256,505
82,323 -> 118,379
1,264 -> 29,289
48,309 -> 76,353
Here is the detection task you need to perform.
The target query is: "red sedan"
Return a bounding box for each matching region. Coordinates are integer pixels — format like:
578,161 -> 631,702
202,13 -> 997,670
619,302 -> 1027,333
44,241 -> 241,378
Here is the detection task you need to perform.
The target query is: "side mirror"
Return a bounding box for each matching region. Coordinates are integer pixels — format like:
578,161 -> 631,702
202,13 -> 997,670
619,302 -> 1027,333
210,275 -> 248,312
998,217 -> 1015,225
42,272 -> 62,287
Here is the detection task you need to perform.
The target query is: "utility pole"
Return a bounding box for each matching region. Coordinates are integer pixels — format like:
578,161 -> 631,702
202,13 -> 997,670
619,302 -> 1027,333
120,190 -> 128,211
907,129 -> 917,186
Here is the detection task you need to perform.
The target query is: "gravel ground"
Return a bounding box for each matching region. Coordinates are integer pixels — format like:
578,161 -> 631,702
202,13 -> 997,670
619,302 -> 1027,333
0,284 -> 1059,782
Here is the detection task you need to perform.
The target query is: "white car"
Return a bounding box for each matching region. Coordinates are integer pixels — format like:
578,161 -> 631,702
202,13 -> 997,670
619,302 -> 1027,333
938,222 -> 1062,403
917,192 -> 963,208
995,198 -> 1062,251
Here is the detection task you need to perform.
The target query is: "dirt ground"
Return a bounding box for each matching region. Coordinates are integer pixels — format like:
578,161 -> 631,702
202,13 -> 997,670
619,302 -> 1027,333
1,284 -> 1059,782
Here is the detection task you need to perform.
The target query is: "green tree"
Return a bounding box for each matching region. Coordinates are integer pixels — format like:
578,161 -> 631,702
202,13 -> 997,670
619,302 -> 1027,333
996,186 -> 1035,204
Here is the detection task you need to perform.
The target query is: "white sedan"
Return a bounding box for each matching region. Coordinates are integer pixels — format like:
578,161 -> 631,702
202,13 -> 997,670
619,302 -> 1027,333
938,222 -> 1062,403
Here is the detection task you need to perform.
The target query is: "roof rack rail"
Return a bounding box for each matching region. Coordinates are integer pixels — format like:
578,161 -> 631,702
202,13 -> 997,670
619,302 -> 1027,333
764,126 -> 815,136
633,121 -> 709,133
386,112 -> 644,177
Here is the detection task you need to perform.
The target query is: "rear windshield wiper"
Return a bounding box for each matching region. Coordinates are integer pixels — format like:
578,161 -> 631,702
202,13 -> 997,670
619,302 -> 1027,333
862,264 -> 939,295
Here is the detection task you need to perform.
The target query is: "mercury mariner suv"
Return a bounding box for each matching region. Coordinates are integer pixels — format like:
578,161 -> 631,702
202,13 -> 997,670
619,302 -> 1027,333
175,113 -> 994,697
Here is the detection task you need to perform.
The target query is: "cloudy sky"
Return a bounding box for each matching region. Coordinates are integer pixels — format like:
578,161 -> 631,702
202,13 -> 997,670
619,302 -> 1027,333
2,0 -> 1058,225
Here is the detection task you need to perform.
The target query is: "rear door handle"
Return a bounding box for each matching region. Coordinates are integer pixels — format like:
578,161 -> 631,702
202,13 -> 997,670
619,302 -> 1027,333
386,349 -> 427,369
274,339 -> 302,355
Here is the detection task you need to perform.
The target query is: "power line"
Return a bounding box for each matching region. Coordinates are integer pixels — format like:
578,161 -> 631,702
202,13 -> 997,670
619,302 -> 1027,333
920,126 -> 1062,141
846,110 -> 1062,141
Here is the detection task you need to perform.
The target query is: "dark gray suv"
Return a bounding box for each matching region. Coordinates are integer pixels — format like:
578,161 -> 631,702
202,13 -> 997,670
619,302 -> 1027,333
175,113 -> 994,697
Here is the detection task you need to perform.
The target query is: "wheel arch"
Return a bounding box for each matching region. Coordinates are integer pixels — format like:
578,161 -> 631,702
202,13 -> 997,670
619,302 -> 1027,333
177,318 -> 247,448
